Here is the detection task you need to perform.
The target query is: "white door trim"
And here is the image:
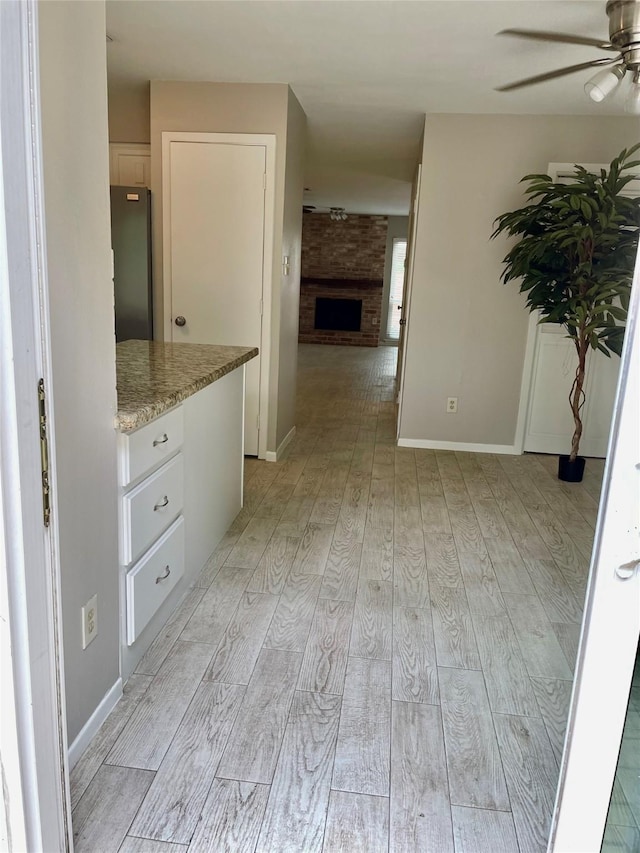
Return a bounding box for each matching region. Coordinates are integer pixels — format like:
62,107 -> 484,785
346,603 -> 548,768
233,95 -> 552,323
161,131 -> 276,460
0,1 -> 71,849
397,438 -> 519,455
549,244 -> 640,852
396,162 -> 422,438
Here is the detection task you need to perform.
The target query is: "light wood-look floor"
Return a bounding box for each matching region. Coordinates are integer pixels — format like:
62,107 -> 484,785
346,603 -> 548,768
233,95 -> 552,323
71,344 -> 607,853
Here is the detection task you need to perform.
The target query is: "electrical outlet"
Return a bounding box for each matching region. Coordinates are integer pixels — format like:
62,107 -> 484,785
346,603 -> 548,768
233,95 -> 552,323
446,397 -> 458,414
82,594 -> 98,649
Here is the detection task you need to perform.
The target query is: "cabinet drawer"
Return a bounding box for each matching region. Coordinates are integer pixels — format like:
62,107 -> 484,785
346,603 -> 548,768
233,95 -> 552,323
126,516 -> 185,645
121,454 -> 184,565
119,406 -> 184,487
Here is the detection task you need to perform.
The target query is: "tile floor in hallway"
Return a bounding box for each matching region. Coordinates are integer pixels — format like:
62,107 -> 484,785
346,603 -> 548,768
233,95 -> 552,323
70,343 -> 607,853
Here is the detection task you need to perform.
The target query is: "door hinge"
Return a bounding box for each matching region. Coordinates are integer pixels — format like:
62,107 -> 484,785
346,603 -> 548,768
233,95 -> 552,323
256,414 -> 260,430
37,378 -> 51,527
259,298 -> 263,316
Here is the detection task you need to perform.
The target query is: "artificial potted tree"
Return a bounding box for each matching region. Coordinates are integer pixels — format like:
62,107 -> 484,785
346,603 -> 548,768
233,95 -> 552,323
493,145 -> 640,482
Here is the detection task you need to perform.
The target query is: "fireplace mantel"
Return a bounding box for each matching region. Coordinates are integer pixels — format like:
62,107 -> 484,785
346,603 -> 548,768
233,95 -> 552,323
301,277 -> 383,290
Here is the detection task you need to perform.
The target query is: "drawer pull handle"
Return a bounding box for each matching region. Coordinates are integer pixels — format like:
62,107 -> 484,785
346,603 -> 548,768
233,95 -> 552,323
154,495 -> 169,511
156,565 -> 171,583
153,434 -> 169,447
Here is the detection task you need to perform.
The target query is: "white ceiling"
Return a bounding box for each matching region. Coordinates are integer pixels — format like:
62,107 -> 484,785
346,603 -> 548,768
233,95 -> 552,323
106,0 -> 625,215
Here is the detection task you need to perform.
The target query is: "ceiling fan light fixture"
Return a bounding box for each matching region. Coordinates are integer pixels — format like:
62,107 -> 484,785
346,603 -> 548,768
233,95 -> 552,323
329,207 -> 348,221
584,64 -> 626,101
624,70 -> 640,113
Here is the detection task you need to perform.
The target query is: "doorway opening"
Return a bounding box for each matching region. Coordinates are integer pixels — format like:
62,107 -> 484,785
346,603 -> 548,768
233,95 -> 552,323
383,236 -> 407,342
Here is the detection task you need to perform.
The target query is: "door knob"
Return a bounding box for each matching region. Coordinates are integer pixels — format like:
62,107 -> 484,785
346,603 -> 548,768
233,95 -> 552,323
174,316 -> 186,327
615,558 -> 640,580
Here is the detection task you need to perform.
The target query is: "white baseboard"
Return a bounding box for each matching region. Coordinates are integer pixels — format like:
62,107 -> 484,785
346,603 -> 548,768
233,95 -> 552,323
68,678 -> 123,770
265,425 -> 296,462
397,438 -> 520,455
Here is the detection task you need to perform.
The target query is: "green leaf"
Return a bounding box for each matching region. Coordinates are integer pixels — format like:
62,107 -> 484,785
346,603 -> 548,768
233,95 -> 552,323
521,173 -> 553,183
491,147 -> 637,373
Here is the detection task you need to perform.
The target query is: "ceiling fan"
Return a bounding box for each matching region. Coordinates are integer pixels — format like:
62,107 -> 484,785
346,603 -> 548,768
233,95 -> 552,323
496,0 -> 640,113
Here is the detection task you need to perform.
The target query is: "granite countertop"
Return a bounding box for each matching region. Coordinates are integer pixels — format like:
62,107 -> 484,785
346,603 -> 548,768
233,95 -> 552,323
116,340 -> 258,432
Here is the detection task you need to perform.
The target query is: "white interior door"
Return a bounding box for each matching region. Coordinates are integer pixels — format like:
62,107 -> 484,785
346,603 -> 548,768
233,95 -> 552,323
549,245 -> 640,853
524,324 -> 619,458
166,140 -> 266,455
523,165 -> 639,459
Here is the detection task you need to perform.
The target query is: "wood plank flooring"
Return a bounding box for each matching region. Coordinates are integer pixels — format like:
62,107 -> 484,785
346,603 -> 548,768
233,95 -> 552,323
71,343 -> 603,852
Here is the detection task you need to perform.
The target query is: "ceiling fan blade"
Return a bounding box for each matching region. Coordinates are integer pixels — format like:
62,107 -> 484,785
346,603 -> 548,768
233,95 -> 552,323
498,28 -> 616,51
496,57 -> 620,92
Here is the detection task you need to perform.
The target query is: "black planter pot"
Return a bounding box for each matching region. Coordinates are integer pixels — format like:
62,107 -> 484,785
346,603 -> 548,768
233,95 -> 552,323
558,455 -> 586,483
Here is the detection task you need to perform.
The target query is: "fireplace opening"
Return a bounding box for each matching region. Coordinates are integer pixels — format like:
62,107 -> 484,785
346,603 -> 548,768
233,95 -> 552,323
314,297 -> 362,332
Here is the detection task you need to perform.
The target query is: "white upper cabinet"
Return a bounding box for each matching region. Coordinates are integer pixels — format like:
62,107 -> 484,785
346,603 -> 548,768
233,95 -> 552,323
110,143 -> 151,188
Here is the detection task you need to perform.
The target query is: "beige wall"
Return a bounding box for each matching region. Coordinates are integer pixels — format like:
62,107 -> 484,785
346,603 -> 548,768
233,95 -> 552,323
275,89 -> 306,448
149,81 -> 306,455
399,114 -> 639,449
39,0 -> 120,742
108,82 -> 150,143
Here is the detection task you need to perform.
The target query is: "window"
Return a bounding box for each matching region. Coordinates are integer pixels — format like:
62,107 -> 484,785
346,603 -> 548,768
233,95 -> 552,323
386,237 -> 407,340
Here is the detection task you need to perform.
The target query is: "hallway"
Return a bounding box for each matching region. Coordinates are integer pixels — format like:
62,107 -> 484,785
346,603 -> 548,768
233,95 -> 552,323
70,343 -> 603,852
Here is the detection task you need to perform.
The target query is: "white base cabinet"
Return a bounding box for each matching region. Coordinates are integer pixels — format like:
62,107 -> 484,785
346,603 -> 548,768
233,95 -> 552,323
117,367 -> 244,679
183,364 -> 245,580
119,405 -> 184,486
120,453 -> 184,566
126,517 -> 185,645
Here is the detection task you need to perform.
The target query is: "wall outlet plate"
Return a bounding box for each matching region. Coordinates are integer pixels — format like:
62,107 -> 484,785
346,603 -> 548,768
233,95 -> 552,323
82,594 -> 98,649
447,397 -> 458,413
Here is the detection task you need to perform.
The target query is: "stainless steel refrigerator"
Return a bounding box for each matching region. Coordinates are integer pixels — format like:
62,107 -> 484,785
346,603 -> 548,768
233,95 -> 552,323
110,186 -> 153,342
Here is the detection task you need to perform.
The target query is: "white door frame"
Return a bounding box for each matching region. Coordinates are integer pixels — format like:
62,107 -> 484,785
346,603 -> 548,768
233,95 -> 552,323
0,1 -> 71,849
161,132 -> 276,460
514,162 -> 639,454
396,162 -> 422,437
549,244 -> 640,851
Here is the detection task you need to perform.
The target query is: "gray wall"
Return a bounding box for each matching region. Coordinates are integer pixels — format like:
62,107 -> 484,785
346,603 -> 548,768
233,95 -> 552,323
149,81 -> 306,456
399,113 -> 639,448
108,82 -> 150,143
276,89 -> 307,448
39,0 -> 120,741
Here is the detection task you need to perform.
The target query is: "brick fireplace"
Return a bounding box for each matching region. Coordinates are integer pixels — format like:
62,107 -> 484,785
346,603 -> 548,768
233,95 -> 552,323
299,278 -> 383,346
299,213 -> 388,347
